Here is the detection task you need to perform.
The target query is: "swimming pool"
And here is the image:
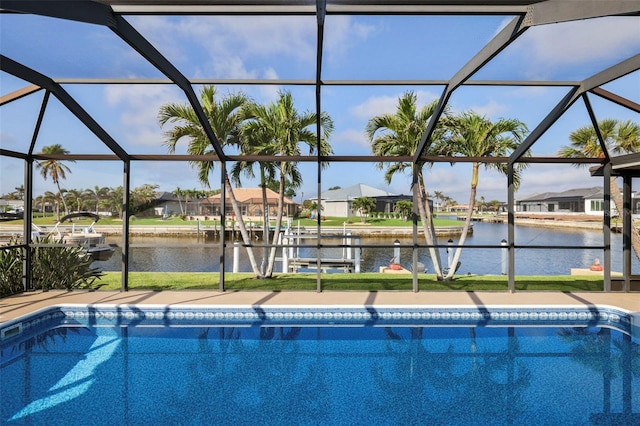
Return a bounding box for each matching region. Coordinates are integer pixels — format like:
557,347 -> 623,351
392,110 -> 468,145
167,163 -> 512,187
2,305 -> 639,425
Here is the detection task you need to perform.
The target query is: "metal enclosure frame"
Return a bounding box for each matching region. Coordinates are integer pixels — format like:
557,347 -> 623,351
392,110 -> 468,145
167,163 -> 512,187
1,1 -> 639,292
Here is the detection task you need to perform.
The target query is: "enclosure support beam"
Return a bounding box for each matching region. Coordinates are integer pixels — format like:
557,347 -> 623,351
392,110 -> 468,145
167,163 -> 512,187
603,163 -> 612,292
219,164 -> 227,292
0,55 -> 129,161
623,176 -> 632,292
121,160 -> 131,292
507,163 -> 516,293
414,16 -> 526,162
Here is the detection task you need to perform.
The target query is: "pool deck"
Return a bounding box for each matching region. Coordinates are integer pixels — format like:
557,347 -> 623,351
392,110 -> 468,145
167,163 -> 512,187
1,290 -> 639,323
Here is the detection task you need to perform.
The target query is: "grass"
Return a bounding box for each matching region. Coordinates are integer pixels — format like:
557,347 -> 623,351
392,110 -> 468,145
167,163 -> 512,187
95,271 -> 606,292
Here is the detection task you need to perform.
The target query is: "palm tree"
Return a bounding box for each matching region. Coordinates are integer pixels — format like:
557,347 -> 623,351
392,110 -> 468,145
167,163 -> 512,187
35,144 -> 75,216
558,119 -> 640,260
309,201 -> 323,218
44,190 -> 63,220
172,187 -> 186,215
65,188 -> 85,212
231,122 -> 278,275
158,85 -> 263,277
131,184 -> 159,214
107,186 -> 124,219
433,190 -> 444,212
84,185 -> 110,215
394,200 -> 413,221
33,194 -> 48,218
436,111 -> 528,280
352,196 -> 376,223
241,91 -> 334,277
366,92 -> 447,278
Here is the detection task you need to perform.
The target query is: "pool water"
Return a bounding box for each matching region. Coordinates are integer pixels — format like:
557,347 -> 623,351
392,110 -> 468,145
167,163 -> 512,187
1,306 -> 639,425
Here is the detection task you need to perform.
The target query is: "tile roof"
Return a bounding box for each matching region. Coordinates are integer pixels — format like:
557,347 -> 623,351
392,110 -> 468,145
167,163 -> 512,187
206,188 -> 297,204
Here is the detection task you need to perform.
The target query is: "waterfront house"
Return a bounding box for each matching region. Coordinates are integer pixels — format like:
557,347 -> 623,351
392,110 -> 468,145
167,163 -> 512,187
204,188 -> 298,219
319,183 -> 419,218
516,187 -> 626,216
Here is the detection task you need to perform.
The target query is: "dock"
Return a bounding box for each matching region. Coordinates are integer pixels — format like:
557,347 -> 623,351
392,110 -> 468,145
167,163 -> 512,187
285,257 -> 357,273
456,215 -> 505,224
279,231 -> 361,273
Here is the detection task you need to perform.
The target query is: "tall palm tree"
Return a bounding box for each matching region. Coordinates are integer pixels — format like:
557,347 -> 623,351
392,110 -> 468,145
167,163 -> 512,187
65,188 -> 84,212
433,190 -> 444,212
107,186 -> 124,219
366,92 -> 447,278
241,91 -> 334,277
84,185 -> 110,215
231,122 -> 278,276
44,190 -> 63,220
436,111 -> 528,280
35,144 -> 75,217
558,119 -> 640,260
158,85 -> 263,277
172,187 -> 186,215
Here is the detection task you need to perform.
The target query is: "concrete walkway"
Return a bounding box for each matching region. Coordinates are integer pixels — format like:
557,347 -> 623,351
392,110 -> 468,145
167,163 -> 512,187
1,290 -> 638,324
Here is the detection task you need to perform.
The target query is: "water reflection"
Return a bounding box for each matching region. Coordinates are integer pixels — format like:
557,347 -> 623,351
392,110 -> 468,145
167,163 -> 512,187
3,325 -> 638,424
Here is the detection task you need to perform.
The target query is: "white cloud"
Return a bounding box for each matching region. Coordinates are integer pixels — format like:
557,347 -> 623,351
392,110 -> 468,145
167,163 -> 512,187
130,15 -> 317,77
350,94 -> 399,119
257,68 -> 282,101
350,90 -> 440,120
519,17 -> 640,73
105,85 -> 182,147
466,99 -> 509,119
517,164 -> 595,199
333,128 -> 370,151
324,15 -> 378,62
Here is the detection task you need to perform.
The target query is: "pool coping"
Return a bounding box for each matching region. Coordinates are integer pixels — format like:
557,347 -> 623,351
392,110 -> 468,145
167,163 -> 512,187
2,290 -> 639,341
2,302 -> 639,346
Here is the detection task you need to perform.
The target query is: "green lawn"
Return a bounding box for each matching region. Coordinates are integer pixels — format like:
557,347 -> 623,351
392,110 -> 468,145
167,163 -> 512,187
95,271 -> 605,292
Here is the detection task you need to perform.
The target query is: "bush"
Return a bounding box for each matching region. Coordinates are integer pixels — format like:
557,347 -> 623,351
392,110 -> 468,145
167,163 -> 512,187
0,243 -> 24,296
0,236 -> 104,297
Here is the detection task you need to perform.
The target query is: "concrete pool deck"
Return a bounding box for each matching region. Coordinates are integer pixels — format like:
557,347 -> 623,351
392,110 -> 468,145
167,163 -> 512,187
1,290 -> 639,324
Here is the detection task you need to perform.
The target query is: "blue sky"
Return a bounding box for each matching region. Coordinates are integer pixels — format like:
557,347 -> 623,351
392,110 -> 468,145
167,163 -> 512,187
1,12 -> 639,204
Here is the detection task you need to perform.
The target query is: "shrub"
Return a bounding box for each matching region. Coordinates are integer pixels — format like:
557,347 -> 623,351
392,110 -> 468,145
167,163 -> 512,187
0,242 -> 24,297
0,235 -> 104,297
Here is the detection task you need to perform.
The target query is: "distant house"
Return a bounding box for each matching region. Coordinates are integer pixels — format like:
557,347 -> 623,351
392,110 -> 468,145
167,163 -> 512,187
516,187 -> 619,216
319,183 -> 416,218
204,188 -> 298,218
0,198 -> 24,212
152,192 -> 183,216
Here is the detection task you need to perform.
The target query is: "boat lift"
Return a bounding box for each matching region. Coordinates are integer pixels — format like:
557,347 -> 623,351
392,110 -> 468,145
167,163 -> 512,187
280,229 -> 361,273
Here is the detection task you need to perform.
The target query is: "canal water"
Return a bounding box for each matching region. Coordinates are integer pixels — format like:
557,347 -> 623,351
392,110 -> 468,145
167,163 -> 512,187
98,221 -> 640,276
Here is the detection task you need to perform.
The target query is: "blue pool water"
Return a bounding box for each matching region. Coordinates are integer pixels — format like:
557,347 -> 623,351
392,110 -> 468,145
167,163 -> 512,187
1,305 -> 639,425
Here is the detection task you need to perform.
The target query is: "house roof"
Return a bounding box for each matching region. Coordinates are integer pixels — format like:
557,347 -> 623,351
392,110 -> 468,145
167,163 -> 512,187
207,188 -> 297,205
518,187 -> 604,202
156,191 -> 179,201
320,183 -> 394,201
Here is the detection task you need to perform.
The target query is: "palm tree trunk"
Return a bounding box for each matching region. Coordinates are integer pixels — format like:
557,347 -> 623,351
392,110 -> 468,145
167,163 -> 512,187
56,181 -> 69,215
260,167 -> 269,276
223,174 -> 263,277
416,171 -> 443,278
445,163 -> 479,280
610,177 -> 640,261
265,169 -> 286,277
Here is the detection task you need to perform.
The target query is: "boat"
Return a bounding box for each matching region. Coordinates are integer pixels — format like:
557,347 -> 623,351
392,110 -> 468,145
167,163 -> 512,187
50,212 -> 114,261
